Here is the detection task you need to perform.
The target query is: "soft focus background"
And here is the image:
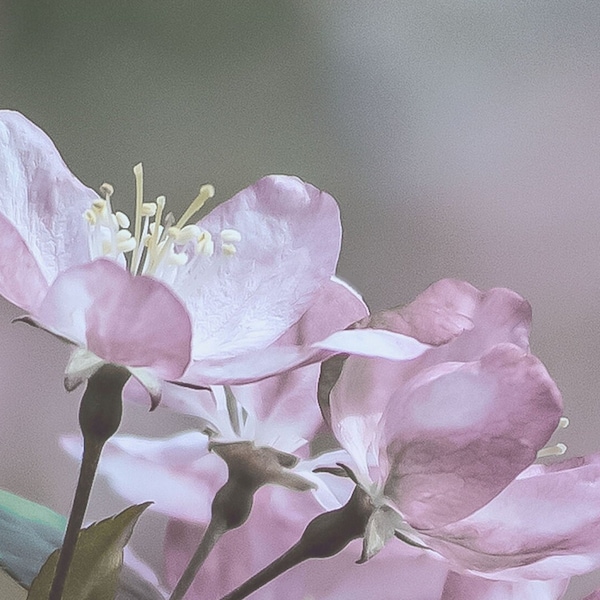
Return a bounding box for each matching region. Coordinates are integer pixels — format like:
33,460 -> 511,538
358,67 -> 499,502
1,2 -> 600,598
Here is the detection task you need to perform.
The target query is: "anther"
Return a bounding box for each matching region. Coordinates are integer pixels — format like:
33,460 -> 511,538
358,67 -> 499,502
84,209 -> 97,225
99,183 -> 114,198
559,417 -> 569,429
141,202 -> 157,217
115,211 -> 130,229
221,229 -> 242,243
537,443 -> 567,459
92,199 -> 107,213
222,243 -> 237,256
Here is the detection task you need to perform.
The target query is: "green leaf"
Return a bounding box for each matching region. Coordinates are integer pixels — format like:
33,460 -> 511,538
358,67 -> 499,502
27,503 -> 151,600
0,489 -> 66,588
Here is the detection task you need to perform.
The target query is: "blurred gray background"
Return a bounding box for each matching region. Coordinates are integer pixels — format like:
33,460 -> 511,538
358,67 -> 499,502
1,2 -> 600,598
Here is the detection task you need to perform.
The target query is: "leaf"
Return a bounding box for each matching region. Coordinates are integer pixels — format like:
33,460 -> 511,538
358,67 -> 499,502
27,503 -> 151,600
0,489 -> 66,588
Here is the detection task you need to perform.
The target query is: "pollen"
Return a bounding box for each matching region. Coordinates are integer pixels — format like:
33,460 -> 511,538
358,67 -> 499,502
83,164 -> 236,279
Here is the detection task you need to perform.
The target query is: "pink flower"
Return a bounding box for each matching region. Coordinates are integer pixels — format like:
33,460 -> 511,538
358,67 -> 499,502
0,110 -> 371,404
325,279 -> 564,557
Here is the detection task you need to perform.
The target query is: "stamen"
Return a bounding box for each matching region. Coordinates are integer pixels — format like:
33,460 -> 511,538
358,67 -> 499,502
220,229 -> 242,243
99,183 -> 114,198
115,211 -> 130,229
222,243 -> 237,256
559,417 -> 570,429
141,202 -> 157,217
92,199 -> 107,214
175,184 -> 215,229
130,163 -> 144,273
196,232 -> 214,257
84,209 -> 96,225
537,443 -> 567,459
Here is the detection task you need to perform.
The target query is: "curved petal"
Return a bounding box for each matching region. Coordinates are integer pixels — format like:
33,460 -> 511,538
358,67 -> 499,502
382,343 -> 563,529
61,432 -> 226,523
170,175 -> 341,361
35,259 -> 192,378
440,571 -> 568,600
361,279 -> 531,355
424,453 -> 600,580
164,487 -> 449,600
0,111 -> 98,297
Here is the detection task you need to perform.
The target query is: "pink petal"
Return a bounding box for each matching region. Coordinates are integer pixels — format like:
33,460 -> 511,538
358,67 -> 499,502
382,343 -> 563,529
180,276 -> 369,385
424,453 -> 600,580
585,590 -> 600,600
361,278 -> 531,354
61,432 -> 226,523
164,486 -> 449,600
35,259 -> 192,378
0,111 -> 98,296
169,175 -> 341,361
441,572 -> 568,600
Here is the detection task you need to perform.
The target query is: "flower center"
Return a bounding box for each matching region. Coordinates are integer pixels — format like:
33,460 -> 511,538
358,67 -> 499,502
83,163 -> 241,279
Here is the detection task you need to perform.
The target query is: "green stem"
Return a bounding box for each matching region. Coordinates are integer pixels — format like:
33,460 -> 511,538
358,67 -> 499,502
47,437 -> 103,600
219,486 -> 373,600
48,364 -> 128,600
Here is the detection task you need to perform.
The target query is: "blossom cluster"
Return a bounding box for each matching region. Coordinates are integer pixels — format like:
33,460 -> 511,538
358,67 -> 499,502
1,110 -> 600,600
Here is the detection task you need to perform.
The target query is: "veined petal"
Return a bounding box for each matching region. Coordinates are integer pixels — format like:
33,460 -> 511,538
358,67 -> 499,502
440,571 -> 568,600
35,259 -> 193,378
170,175 -> 341,361
61,432 -> 226,523
0,111 -> 97,295
382,343 -> 563,530
424,453 -> 600,580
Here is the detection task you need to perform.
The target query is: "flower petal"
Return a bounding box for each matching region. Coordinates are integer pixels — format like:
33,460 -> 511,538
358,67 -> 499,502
0,111 -> 98,295
361,279 -> 532,355
382,343 -> 563,529
440,571 -> 568,600
170,175 -> 341,361
35,259 -> 192,378
180,275 -> 368,385
61,432 -> 226,523
424,453 -> 600,580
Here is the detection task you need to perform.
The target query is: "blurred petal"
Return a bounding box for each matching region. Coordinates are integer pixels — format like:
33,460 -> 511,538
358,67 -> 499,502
424,453 -> 600,580
0,111 -> 97,291
164,485 -> 449,600
61,432 -> 226,523
441,571 -> 568,600
383,343 -> 562,529
171,175 -> 341,361
36,259 -> 193,378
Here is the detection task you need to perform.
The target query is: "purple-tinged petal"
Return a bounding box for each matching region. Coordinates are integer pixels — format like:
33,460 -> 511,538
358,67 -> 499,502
61,432 -> 226,523
423,453 -> 600,580
170,175 -> 341,361
164,485 -> 449,600
441,571 -> 568,600
0,213 -> 48,312
361,279 -> 531,355
584,590 -> 600,600
0,111 -> 98,295
35,259 -> 192,378
382,343 -> 562,529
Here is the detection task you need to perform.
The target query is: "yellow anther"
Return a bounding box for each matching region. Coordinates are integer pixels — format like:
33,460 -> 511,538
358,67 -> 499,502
537,443 -> 567,459
167,226 -> 181,239
92,199 -> 107,213
220,229 -> 242,243
115,211 -> 130,229
175,184 -> 215,229
141,202 -> 157,217
102,239 -> 113,255
84,209 -> 96,225
99,183 -> 114,198
116,229 -> 133,243
177,224 -> 202,244
117,237 -> 137,253
222,243 -> 237,256
196,232 -> 214,256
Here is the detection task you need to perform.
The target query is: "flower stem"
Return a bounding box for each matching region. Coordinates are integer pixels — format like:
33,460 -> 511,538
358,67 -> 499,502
168,475 -> 258,600
219,486 -> 373,600
48,364 -> 129,600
